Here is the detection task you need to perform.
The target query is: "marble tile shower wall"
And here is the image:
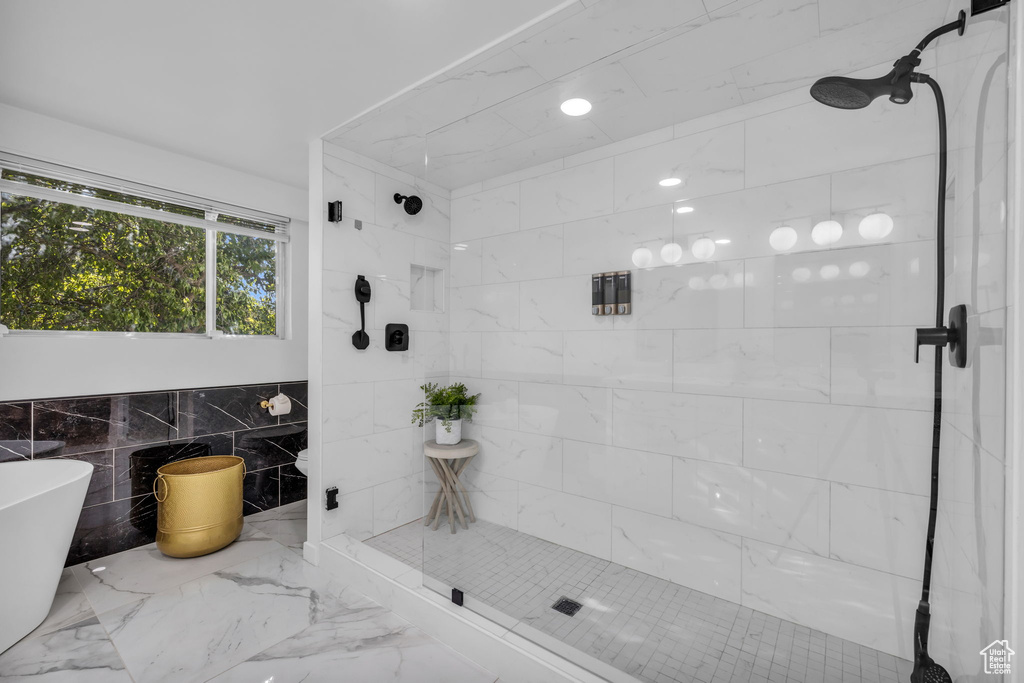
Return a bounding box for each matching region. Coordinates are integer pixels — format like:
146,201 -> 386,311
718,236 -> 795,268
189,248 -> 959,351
318,143 -> 451,543
0,382 -> 308,565
444,37 -> 1006,662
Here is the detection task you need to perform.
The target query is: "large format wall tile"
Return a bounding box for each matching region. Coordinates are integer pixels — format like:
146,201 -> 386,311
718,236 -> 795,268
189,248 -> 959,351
673,328 -> 830,402
321,427 -> 419,494
673,459 -> 830,556
480,331 -> 563,384
829,483 -> 927,579
451,183 -> 520,242
179,385 -> 278,437
34,393 -> 177,456
520,158 -> 614,229
0,402 -> 32,461
612,123 -> 745,213
562,440 -> 672,517
743,399 -> 933,496
450,283 -> 520,332
612,506 -> 742,603
612,388 -> 742,463
474,425 -> 562,490
830,326 -> 933,410
480,225 -> 563,283
518,382 -> 612,444
563,330 -> 673,391
517,483 -> 611,559
742,540 -> 920,659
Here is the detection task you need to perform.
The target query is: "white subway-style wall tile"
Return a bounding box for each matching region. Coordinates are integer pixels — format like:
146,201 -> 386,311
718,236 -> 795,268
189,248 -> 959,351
520,158 -> 614,229
622,262 -> 745,330
519,276 -> 611,331
449,332 -> 482,377
322,382 -> 374,444
745,98 -> 937,188
561,204 -> 672,276
451,183 -> 520,242
518,382 -> 612,444
673,328 -> 830,402
742,540 -> 920,659
372,379 -> 424,433
321,427 -> 420,494
373,472 -> 423,535
563,330 -> 673,391
459,467 -> 519,529
830,326 -> 933,410
612,388 -> 742,463
829,483 -> 927,579
672,459 -> 831,556
480,331 -> 563,384
743,241 -> 935,329
612,506 -> 742,603
475,426 -> 563,491
481,225 -> 563,284
450,283 -> 520,332
518,484 -> 612,559
562,440 -> 672,517
612,123 -> 745,214
743,399 -> 933,497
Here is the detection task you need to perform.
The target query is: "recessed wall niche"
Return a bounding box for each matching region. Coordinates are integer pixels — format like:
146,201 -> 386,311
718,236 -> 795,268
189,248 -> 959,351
410,264 -> 444,313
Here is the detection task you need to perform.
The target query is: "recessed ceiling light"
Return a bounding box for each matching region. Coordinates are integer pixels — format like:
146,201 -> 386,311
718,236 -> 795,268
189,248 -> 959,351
560,98 -> 592,116
675,205 -> 694,214
715,239 -> 731,244
659,178 -> 682,187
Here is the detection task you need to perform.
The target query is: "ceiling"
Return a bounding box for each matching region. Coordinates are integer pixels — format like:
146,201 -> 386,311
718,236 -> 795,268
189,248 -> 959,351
326,0 -> 952,190
0,0 -> 567,189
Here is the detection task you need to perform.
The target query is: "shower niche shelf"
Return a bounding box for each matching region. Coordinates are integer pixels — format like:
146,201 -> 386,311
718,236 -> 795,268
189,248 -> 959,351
411,264 -> 444,313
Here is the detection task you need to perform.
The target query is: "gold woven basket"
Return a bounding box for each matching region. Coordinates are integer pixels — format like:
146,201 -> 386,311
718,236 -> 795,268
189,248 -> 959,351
154,455 -> 245,558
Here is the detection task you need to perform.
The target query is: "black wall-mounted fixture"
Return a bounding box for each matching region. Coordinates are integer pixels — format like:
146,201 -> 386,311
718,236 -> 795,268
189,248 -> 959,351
385,323 -> 409,351
916,304 -> 968,369
325,486 -> 339,511
352,275 -> 371,350
394,193 -> 423,216
451,588 -> 464,607
972,0 -> 1010,16
328,201 -> 343,223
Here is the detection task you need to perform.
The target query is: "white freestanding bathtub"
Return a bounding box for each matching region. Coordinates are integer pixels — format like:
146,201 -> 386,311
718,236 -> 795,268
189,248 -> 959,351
0,459 -> 92,653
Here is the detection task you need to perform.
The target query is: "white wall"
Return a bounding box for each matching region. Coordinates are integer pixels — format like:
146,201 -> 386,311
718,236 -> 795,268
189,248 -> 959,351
445,28 -> 1009,661
314,141 -> 451,542
0,103 -> 309,401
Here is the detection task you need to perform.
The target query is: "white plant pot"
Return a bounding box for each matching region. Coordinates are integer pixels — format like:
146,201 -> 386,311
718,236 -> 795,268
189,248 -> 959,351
435,418 -> 462,445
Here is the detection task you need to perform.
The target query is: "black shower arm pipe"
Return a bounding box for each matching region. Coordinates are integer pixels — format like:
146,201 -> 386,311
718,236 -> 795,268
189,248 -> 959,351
913,14 -> 967,56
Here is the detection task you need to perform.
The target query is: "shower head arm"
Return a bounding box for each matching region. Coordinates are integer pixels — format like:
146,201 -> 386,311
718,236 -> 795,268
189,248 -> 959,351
912,10 -> 967,54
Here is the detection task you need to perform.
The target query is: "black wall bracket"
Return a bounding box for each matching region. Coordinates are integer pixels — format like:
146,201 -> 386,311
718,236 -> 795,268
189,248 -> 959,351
451,588 -> 464,606
326,486 -> 339,511
972,0 -> 1011,16
915,304 -> 968,368
327,201 -> 343,223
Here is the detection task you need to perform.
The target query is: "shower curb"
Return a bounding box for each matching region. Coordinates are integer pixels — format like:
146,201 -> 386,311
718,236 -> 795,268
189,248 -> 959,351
317,533 -> 637,683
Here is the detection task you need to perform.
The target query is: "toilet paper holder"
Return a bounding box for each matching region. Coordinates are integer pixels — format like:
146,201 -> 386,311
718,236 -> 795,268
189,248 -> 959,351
259,393 -> 292,416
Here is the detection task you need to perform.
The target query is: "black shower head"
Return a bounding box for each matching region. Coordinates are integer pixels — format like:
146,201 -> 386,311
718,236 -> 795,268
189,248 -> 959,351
394,193 -> 423,216
811,55 -> 918,109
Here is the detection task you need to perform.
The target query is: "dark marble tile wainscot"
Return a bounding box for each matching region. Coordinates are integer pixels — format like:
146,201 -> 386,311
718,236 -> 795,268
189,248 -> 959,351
0,381 -> 308,565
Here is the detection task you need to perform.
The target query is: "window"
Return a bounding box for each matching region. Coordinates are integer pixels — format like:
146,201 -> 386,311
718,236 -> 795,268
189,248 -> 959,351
0,157 -> 288,336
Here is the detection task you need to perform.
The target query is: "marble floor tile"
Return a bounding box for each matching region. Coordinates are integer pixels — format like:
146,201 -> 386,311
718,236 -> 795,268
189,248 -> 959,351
0,617 -> 131,683
244,500 -> 307,551
22,569 -> 94,642
209,599 -> 497,683
97,546 -> 354,682
71,523 -> 284,614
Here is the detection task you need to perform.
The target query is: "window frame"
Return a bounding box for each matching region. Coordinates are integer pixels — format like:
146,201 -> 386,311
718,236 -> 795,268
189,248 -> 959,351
0,155 -> 289,340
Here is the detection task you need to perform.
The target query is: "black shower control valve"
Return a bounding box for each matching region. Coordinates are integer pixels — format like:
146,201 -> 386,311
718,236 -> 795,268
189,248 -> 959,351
325,486 -> 339,511
914,304 -> 967,368
385,323 -> 409,351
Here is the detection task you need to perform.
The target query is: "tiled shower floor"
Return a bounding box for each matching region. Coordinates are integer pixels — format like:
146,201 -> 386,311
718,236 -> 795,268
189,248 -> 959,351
366,519 -> 915,683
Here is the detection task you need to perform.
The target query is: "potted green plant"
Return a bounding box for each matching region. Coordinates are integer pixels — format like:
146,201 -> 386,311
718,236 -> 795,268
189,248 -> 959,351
411,382 -> 480,445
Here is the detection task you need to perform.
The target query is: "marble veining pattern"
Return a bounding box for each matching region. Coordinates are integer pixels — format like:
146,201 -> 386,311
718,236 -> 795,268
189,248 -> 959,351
0,381 -> 307,566
1,505 -> 494,683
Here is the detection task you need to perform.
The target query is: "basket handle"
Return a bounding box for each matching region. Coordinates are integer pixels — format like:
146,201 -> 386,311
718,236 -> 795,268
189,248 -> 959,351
154,474 -> 168,502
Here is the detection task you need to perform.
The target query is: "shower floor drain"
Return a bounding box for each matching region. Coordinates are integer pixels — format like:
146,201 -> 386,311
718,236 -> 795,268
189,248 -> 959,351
552,597 -> 583,616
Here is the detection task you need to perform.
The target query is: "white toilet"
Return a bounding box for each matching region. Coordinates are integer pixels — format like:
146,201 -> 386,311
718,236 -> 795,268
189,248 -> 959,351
294,449 -> 309,476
